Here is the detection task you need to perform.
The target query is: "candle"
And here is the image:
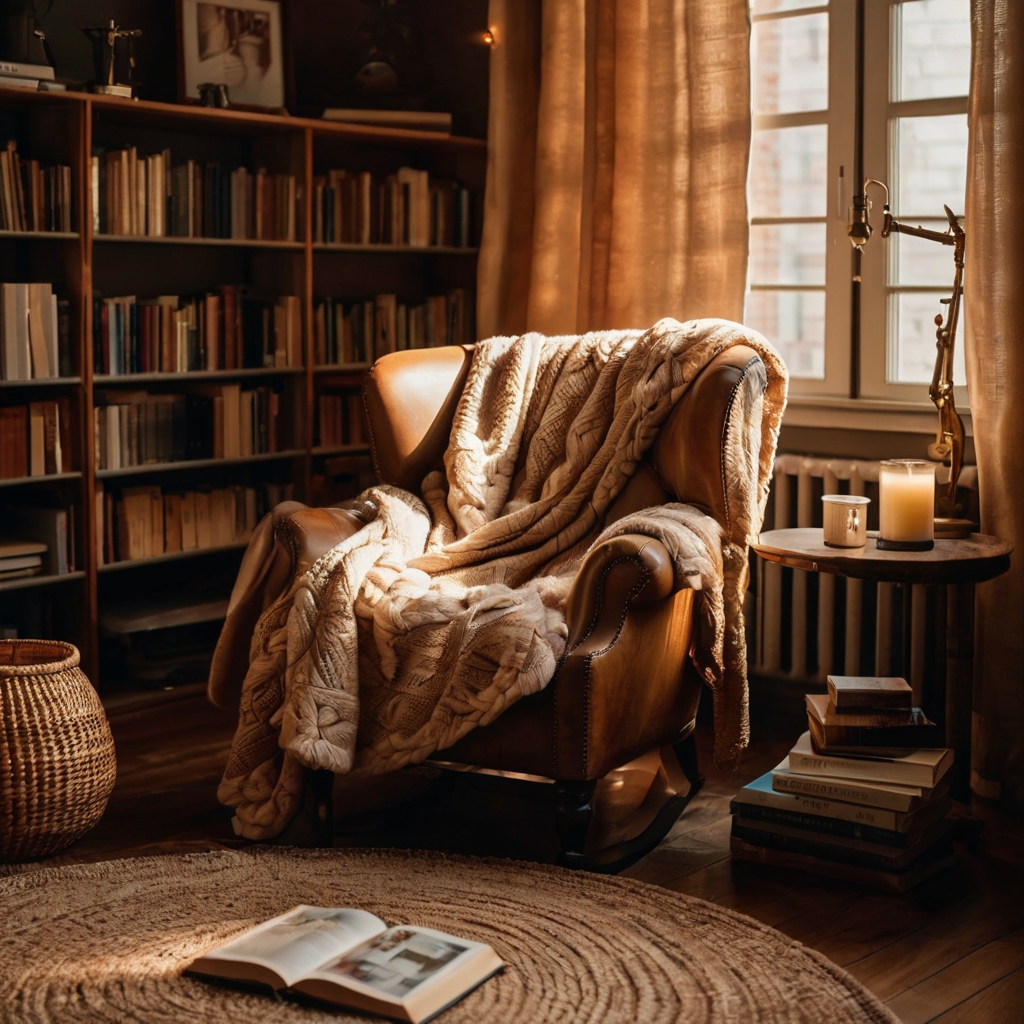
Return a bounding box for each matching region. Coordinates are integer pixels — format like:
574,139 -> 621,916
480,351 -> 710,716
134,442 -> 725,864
878,459 -> 935,551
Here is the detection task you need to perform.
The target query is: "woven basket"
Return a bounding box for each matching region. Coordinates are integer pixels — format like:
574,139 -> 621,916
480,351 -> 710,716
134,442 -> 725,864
0,640 -> 117,861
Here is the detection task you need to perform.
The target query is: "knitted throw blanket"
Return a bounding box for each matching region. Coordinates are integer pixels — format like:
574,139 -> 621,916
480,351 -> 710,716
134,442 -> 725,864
217,318 -> 787,839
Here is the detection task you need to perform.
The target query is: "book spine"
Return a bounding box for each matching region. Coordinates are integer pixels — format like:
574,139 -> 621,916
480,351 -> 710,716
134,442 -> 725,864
772,772 -> 915,812
731,820 -> 910,871
789,748 -> 936,788
729,801 -> 910,847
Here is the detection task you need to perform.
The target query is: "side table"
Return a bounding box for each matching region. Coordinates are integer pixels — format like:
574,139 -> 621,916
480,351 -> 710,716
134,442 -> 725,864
751,528 -> 1012,803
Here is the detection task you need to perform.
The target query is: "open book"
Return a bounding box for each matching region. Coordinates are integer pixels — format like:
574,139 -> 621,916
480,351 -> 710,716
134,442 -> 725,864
188,905 -> 504,1023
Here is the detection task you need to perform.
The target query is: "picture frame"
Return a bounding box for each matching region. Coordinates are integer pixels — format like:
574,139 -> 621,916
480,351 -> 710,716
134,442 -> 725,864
176,0 -> 288,111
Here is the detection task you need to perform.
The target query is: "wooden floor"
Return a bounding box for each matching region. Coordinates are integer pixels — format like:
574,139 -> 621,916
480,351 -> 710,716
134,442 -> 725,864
15,687 -> 1024,1024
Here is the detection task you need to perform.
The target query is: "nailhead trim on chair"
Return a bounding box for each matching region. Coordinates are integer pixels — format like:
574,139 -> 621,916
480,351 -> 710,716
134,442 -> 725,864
555,553 -> 651,778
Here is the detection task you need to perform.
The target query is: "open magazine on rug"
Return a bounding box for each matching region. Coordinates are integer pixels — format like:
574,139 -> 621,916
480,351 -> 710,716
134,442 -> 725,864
187,905 -> 504,1024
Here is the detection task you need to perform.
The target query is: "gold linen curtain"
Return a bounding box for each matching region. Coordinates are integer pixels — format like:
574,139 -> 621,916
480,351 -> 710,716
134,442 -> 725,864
477,0 -> 752,337
966,1 -> 1024,809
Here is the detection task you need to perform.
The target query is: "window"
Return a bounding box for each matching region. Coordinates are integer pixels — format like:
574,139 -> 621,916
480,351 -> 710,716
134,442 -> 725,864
746,0 -> 972,405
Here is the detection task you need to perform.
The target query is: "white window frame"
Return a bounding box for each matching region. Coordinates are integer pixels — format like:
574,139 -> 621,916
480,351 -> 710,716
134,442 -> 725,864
748,2 -> 856,399
859,0 -> 971,405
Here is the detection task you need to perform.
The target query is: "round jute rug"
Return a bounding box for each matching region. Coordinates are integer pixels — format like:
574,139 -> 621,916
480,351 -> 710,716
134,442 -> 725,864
0,847 -> 897,1024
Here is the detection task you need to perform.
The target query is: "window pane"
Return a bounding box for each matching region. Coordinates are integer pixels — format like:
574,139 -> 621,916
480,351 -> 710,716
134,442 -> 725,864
894,114 -> 968,218
753,1 -> 827,13
750,223 -> 826,285
752,13 -> 829,115
747,290 -> 825,379
896,0 -> 971,101
891,291 -> 967,384
750,125 -> 828,217
892,218 -> 963,286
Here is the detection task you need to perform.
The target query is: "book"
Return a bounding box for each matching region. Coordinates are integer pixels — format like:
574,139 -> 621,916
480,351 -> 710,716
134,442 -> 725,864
734,769 -> 951,835
729,836 -> 958,894
321,109 -> 453,133
4,507 -> 70,575
805,693 -> 942,752
772,756 -> 944,812
187,904 -> 503,1024
0,61 -> 55,81
731,813 -> 954,872
788,731 -> 953,789
827,674 -> 912,712
0,539 -> 45,578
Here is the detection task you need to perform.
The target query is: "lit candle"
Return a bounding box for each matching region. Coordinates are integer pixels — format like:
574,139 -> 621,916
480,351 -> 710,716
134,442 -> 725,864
877,459 -> 935,551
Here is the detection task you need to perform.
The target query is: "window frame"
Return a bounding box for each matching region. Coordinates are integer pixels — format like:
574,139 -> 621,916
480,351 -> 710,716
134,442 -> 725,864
858,0 -> 971,405
747,1 -> 857,399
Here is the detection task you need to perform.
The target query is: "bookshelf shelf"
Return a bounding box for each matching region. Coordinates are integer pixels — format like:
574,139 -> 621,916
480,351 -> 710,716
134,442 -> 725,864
0,84 -> 484,692
93,234 -> 305,250
0,376 -> 82,388
0,472 -> 81,488
0,229 -> 79,241
94,368 -> 304,384
0,571 -> 86,594
312,243 -> 478,255
95,450 -> 305,479
97,542 -> 248,573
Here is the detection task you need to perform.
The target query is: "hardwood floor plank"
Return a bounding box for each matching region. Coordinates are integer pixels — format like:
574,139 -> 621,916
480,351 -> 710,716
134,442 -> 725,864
848,861 -> 1024,1000
885,929 -> 1024,1024
926,964 -> 1024,1024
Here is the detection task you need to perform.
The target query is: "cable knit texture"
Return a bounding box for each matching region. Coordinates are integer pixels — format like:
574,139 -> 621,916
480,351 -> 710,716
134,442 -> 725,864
217,318 -> 787,838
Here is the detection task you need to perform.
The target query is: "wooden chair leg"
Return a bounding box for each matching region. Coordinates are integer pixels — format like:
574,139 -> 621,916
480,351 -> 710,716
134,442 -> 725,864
672,731 -> 704,795
554,779 -> 596,869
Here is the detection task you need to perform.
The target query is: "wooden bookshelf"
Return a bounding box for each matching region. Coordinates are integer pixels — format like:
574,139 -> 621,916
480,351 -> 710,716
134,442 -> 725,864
0,86 -> 485,694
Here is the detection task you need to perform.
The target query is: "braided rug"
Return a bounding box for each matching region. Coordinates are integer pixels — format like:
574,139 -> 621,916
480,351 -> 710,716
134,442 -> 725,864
0,847 -> 897,1024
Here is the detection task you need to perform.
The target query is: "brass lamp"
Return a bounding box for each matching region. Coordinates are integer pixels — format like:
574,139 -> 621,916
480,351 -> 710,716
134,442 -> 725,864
848,180 -> 973,537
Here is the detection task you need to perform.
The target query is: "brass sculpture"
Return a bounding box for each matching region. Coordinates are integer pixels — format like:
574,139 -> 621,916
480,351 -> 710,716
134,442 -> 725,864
849,179 -> 968,524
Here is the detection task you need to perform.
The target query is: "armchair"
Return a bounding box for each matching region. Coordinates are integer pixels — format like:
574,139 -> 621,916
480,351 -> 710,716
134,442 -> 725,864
211,340 -> 769,869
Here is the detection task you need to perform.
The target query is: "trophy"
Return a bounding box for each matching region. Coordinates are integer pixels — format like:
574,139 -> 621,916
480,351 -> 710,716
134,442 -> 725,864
81,20 -> 141,98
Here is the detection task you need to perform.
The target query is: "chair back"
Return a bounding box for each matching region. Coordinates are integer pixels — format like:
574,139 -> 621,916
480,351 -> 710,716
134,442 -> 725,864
362,343 -> 767,533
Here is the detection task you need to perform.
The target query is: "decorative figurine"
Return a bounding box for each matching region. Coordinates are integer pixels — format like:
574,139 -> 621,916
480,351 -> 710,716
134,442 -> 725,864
81,19 -> 141,98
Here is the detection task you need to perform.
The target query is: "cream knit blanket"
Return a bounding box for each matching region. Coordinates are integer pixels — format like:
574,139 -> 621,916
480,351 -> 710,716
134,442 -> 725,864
218,318 -> 787,839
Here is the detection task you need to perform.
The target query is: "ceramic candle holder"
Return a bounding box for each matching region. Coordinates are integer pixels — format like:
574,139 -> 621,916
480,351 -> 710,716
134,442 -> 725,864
878,459 -> 935,551
822,495 -> 870,548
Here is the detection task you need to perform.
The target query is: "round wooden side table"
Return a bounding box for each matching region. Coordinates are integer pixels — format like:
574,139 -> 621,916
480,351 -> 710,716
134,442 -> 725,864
751,528 -> 1012,803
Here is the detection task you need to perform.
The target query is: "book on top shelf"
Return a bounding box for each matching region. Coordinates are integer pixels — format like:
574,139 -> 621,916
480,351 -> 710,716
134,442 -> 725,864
187,904 -> 503,1024
0,140 -> 71,233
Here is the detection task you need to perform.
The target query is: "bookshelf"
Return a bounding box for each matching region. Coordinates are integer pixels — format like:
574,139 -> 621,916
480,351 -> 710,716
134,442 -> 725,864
0,86 -> 485,698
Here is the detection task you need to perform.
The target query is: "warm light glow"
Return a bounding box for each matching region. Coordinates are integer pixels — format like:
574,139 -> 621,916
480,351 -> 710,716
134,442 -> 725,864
879,460 -> 935,543
482,26 -> 499,48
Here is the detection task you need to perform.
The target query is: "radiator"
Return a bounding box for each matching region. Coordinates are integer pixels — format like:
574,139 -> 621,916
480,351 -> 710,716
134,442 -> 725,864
753,454 -> 978,698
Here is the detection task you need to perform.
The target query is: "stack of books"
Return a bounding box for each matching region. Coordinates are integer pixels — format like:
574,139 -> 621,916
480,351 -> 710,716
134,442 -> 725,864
731,675 -> 956,892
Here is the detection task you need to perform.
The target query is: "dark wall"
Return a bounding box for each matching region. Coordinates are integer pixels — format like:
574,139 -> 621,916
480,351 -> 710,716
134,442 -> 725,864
28,1 -> 490,137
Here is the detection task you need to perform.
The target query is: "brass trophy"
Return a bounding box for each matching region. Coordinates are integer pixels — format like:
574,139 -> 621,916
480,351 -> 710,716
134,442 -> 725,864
848,180 -> 973,537
81,20 -> 141,98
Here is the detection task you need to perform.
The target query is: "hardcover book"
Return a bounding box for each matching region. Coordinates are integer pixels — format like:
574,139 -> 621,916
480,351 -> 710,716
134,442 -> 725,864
827,675 -> 913,712
805,693 -> 942,752
188,905 -> 503,1024
788,731 -> 952,789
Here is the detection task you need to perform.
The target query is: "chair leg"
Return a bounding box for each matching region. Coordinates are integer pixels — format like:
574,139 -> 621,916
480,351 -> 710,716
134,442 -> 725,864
310,768 -> 335,848
554,779 -> 596,869
672,731 -> 704,796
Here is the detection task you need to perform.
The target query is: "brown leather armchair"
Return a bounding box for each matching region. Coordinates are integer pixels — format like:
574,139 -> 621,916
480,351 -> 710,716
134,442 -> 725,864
211,342 -> 768,868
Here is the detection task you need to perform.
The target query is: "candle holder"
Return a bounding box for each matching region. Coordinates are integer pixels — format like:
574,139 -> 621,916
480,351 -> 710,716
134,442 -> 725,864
877,459 -> 935,551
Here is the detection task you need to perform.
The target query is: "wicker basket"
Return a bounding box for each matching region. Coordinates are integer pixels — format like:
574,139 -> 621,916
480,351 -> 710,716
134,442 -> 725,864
0,640 -> 117,861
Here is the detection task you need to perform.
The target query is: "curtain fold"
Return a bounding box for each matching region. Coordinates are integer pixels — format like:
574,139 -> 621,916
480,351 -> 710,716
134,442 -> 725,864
966,0 -> 1024,808
477,0 -> 752,338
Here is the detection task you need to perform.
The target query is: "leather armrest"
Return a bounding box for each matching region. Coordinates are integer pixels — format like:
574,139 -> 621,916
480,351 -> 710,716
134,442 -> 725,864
208,499 -> 377,711
564,534 -> 675,656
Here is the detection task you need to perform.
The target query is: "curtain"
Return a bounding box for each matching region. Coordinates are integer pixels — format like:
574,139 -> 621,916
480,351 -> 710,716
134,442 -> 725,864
966,0 -> 1024,809
477,0 -> 752,338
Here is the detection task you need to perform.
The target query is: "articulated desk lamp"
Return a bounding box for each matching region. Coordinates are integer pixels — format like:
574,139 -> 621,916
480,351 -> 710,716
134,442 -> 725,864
848,181 -> 973,538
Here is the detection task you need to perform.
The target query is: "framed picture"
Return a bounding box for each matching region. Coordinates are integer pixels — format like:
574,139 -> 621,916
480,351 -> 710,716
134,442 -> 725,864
177,0 -> 287,110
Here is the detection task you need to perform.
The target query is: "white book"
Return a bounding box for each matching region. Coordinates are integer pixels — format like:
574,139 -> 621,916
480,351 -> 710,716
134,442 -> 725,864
771,758 -> 939,813
787,732 -> 954,790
